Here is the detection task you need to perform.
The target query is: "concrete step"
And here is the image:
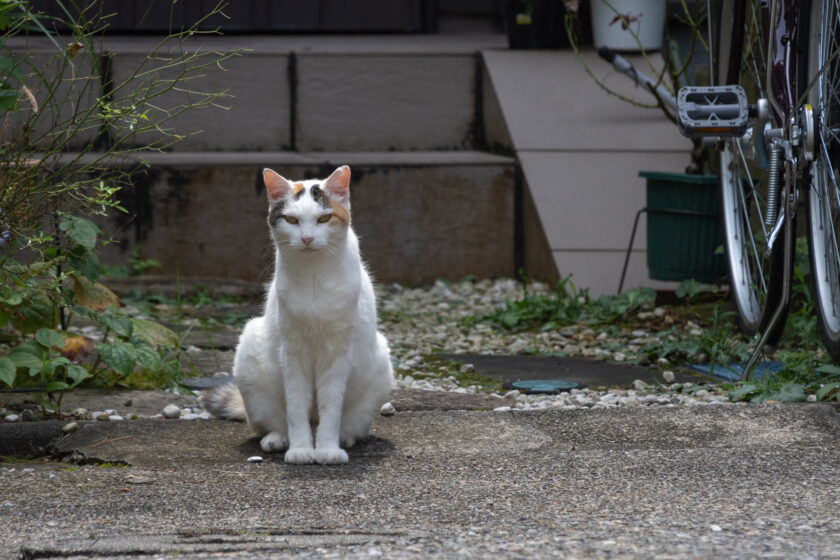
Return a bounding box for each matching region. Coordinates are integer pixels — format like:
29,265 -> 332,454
94,150 -> 517,285
9,34 -> 508,153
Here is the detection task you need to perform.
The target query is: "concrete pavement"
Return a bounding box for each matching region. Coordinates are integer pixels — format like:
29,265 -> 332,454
2,403 -> 840,558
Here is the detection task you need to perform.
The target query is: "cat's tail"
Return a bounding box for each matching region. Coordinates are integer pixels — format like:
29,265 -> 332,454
198,383 -> 247,421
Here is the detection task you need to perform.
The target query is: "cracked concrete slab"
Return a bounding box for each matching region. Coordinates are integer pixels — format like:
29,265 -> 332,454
20,530 -> 422,559
4,405 -> 840,558
48,405 -> 840,468
53,410 -> 551,467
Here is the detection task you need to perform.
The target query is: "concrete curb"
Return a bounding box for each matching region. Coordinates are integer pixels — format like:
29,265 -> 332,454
0,421 -> 64,457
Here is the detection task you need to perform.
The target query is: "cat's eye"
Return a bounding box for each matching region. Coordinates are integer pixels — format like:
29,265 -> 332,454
317,213 -> 332,224
284,215 -> 299,225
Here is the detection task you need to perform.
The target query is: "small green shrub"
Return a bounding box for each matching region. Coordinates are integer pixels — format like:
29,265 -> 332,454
0,1 -> 239,406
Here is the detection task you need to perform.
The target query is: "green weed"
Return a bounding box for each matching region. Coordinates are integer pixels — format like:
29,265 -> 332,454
101,247 -> 161,278
417,354 -> 504,393
479,275 -> 656,331
475,240 -> 838,404
675,278 -> 716,301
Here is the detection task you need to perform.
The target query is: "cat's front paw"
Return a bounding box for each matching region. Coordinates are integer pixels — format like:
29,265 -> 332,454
260,432 -> 288,453
315,447 -> 349,465
284,447 -> 316,464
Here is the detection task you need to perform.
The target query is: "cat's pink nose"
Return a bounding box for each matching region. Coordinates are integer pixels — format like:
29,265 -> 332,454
301,236 -> 314,246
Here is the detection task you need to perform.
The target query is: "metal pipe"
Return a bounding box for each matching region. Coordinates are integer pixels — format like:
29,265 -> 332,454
598,47 -> 678,110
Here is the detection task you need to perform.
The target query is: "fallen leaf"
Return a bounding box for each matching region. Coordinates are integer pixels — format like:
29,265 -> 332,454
60,335 -> 95,362
72,275 -> 121,311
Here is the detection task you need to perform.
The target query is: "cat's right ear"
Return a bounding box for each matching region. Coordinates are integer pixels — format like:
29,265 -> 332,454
263,168 -> 292,203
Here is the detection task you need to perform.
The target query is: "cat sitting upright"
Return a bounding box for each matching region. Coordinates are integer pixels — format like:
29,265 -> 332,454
201,165 -> 394,465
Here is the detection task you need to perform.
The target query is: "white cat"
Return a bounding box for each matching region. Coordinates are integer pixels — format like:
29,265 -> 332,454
201,165 -> 394,465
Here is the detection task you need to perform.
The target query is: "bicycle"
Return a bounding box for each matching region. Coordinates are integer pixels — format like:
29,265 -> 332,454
601,0 -> 840,378
677,0 -> 836,378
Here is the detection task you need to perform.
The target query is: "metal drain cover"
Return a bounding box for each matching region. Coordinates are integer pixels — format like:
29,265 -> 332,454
507,380 -> 580,394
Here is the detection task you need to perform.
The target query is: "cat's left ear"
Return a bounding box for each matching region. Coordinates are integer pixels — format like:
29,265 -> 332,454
324,165 -> 351,201
263,168 -> 292,203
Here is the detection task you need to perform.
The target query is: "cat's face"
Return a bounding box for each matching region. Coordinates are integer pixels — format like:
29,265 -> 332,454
263,166 -> 351,253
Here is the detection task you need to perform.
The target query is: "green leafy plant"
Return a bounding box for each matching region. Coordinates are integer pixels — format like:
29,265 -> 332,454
101,247 -> 161,278
728,381 -> 807,403
815,365 -> 840,402
780,237 -> 819,348
697,304 -> 750,374
0,327 -> 90,409
675,278 -> 715,301
479,275 -> 656,331
0,1 -> 239,406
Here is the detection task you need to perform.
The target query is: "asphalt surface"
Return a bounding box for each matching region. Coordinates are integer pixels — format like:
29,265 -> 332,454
2,403 -> 840,558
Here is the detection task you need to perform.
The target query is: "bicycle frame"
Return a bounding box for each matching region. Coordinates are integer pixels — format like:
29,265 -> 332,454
719,0 -> 810,378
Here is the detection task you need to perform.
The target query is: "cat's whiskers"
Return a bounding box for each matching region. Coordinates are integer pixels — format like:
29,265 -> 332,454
323,245 -> 341,258
271,239 -> 294,254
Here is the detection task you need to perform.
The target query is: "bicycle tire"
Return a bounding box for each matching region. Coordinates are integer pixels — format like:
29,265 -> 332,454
712,0 -> 790,342
806,0 -> 840,360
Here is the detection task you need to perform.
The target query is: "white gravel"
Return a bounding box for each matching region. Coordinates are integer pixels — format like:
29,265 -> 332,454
162,404 -> 181,419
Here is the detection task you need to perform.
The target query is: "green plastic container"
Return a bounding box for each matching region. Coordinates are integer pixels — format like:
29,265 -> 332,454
640,171 -> 726,284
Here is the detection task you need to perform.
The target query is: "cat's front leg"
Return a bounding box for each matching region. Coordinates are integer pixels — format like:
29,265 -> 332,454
314,360 -> 351,465
283,364 -> 316,464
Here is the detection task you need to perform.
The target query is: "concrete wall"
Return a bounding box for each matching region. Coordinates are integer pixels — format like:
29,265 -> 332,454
97,153 -> 516,285
483,49 -> 696,296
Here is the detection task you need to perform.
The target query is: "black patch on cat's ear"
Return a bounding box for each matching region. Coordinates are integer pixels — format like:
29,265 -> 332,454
310,185 -> 330,209
268,202 -> 285,227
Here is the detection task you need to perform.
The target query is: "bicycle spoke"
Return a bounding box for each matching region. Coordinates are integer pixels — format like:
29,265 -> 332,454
733,140 -> 770,289
746,4 -> 766,98
735,141 -> 769,238
733,143 -> 767,293
825,126 -> 840,147
818,138 -> 840,211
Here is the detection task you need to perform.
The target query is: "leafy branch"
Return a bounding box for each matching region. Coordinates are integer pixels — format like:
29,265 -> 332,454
0,0 -> 239,407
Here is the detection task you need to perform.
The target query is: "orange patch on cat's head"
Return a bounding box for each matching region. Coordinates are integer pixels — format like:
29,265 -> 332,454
292,183 -> 304,196
330,202 -> 350,226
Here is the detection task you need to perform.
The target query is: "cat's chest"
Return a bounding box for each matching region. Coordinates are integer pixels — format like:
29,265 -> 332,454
277,282 -> 358,329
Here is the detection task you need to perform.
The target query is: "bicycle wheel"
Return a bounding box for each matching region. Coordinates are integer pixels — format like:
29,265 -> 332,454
806,0 -> 840,360
712,0 -> 789,341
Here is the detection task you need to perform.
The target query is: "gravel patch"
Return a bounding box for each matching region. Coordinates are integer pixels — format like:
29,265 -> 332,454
377,279 -> 732,410
378,279 -> 674,364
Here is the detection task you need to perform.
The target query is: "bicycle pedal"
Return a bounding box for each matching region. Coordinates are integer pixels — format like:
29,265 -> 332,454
677,86 -> 749,138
